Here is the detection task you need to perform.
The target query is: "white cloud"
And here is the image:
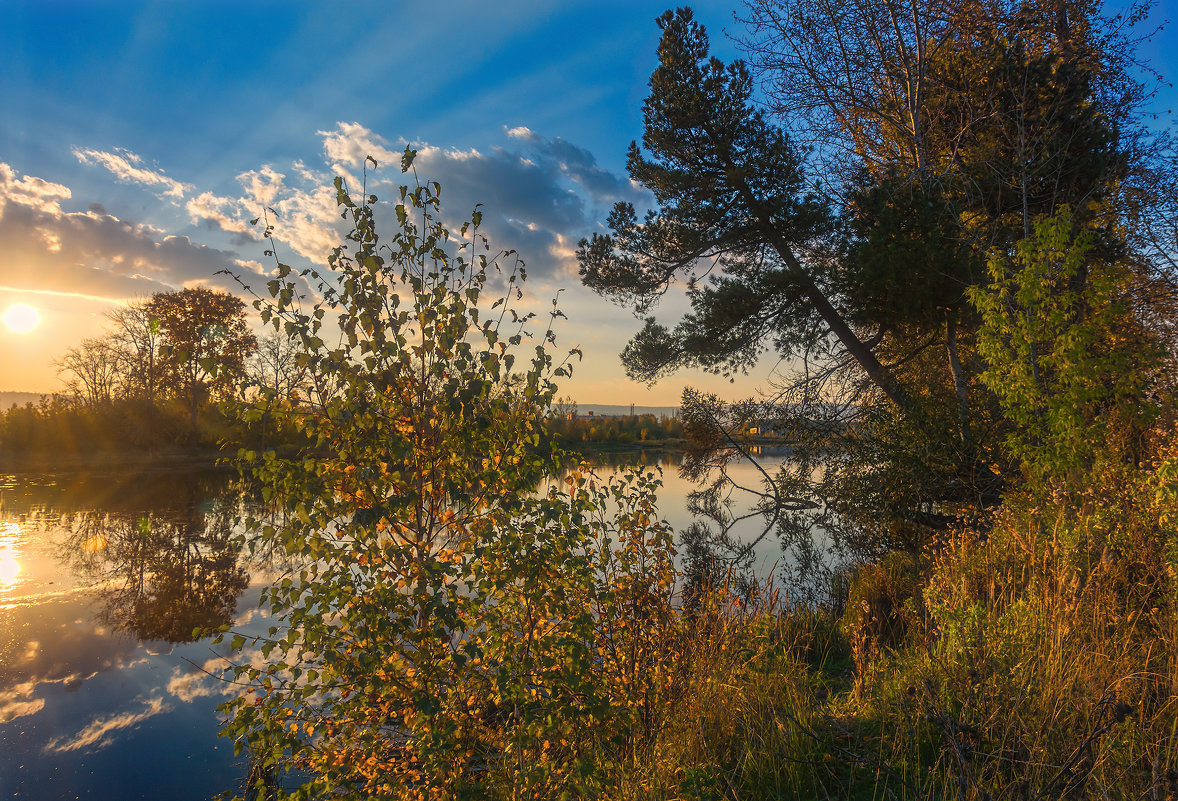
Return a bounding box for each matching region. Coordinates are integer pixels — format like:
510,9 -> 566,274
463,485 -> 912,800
549,232 -> 579,277
186,191 -> 252,234
234,258 -> 267,276
268,182 -> 341,265
43,695 -> 171,753
0,163 -> 71,214
505,126 -> 536,140
187,170 -> 339,265
318,121 -> 400,174
238,165 -> 286,207
72,147 -> 192,200
291,159 -> 324,184
430,145 -> 483,162
0,162 -> 241,300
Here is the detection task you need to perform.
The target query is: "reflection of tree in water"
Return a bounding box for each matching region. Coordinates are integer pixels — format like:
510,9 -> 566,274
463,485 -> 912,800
62,475 -> 249,643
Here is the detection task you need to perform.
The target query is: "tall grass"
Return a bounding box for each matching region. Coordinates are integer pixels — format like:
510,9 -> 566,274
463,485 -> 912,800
590,447 -> 1178,800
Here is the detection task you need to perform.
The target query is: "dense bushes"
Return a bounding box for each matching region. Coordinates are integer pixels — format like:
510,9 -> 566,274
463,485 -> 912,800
213,162 -> 1178,798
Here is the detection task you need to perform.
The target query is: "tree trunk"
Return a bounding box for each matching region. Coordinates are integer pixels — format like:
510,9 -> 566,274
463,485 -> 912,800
946,310 -> 971,449
745,184 -> 913,411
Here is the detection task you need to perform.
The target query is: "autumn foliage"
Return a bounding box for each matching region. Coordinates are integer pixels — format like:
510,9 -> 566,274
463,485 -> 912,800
216,162 -> 690,799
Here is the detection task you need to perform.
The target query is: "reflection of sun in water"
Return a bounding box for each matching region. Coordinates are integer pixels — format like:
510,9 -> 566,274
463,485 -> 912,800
2,304 -> 41,333
81,533 -> 108,553
0,523 -> 22,591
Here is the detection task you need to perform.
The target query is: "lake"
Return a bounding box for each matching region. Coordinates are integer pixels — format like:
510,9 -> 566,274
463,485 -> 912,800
0,454 -> 789,800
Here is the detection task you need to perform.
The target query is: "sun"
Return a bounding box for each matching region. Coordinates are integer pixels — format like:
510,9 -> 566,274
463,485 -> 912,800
2,304 -> 41,333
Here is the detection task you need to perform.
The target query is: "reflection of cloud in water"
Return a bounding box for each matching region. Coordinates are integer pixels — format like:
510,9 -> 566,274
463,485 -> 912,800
167,644 -> 272,704
167,659 -> 233,704
0,596 -> 143,697
0,680 -> 44,723
143,642 -> 174,657
42,695 -> 171,754
0,696 -> 44,723
232,607 -> 268,627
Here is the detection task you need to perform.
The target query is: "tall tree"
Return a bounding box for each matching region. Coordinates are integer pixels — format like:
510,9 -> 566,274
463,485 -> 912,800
57,337 -> 123,408
105,299 -> 167,452
105,299 -> 166,403
579,8 -> 909,408
579,4 -> 1172,561
146,287 -> 256,448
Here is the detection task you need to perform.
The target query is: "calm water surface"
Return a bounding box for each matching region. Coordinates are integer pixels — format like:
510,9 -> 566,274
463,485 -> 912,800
0,455 -> 787,800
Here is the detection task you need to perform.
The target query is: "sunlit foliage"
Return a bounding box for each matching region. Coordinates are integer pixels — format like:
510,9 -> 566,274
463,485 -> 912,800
216,163 -> 682,799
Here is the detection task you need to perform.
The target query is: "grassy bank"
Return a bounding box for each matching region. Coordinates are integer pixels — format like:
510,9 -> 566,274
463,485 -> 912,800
592,466 -> 1178,800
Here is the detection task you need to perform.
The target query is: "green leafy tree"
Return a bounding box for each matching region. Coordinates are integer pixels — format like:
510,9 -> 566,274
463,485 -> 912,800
581,5 -> 1173,568
577,8 -> 907,407
970,209 -> 1156,485
217,163 -> 679,800
146,287 -> 256,447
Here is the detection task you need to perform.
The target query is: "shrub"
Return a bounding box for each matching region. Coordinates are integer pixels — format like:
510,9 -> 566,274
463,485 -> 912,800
215,162 -> 680,800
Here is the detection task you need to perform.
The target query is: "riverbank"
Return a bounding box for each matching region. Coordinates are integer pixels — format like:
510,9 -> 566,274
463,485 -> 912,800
0,447 -> 229,474
0,436 -> 802,474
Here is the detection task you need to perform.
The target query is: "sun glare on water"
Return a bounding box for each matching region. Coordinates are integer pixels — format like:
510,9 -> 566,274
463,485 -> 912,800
0,523 -> 22,592
2,304 -> 41,333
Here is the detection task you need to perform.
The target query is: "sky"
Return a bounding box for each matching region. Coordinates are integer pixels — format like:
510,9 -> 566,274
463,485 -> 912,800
0,0 -> 1173,405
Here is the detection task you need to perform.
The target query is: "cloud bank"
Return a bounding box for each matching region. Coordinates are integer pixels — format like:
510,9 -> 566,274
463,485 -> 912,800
0,163 -> 248,300
6,122 -> 641,313
181,122 -> 647,282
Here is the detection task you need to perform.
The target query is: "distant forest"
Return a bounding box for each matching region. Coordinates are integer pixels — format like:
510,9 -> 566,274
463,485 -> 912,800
0,391 -> 50,411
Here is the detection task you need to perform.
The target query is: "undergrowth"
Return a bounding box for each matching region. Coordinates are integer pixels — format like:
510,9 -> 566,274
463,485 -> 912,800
602,436 -> 1178,801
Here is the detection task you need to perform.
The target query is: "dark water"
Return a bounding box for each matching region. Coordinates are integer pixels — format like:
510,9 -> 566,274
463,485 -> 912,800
0,456 -> 787,800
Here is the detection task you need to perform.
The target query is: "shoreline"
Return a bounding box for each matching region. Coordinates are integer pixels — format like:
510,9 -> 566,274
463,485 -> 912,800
0,448 -> 231,475
0,438 -> 798,474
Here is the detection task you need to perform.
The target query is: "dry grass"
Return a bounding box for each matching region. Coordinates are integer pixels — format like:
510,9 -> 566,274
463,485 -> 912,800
595,454 -> 1178,800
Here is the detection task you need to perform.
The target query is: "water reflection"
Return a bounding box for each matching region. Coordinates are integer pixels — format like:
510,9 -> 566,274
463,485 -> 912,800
0,469 -> 263,801
60,496 -> 248,643
0,521 -> 20,589
0,455 -> 798,800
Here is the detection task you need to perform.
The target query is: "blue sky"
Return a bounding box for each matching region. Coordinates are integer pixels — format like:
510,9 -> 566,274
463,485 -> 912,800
0,0 -> 1173,403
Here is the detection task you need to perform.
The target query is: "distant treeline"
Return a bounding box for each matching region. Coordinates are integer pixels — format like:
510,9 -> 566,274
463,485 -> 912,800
1,395 -> 219,455
0,397 -> 684,463
546,411 -> 682,447
0,286 -> 305,464
0,393 -> 309,462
